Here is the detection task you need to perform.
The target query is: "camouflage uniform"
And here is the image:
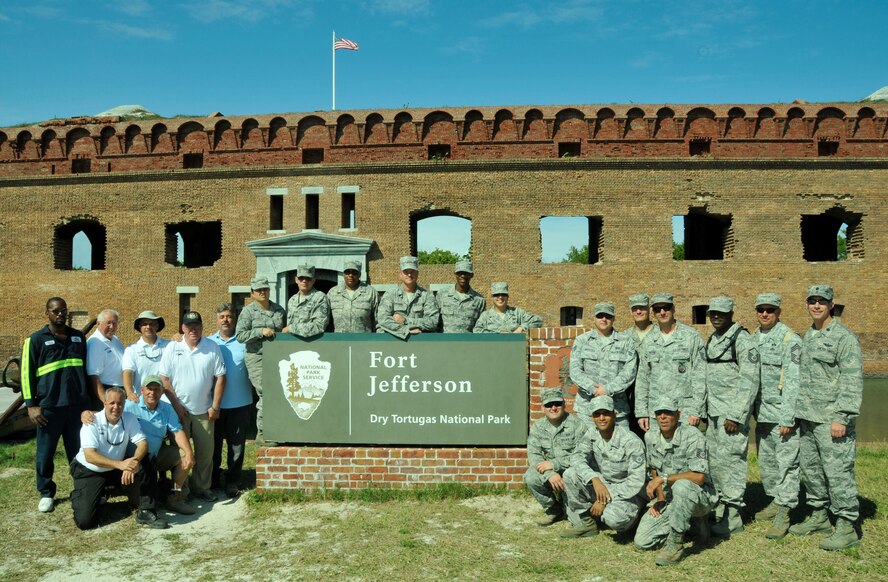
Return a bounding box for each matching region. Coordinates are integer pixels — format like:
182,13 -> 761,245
563,423 -> 646,531
286,289 -> 330,337
437,286 -> 485,333
704,319 -> 760,510
634,324 -> 706,424
570,328 -> 638,428
634,423 -> 717,549
524,405 -> 587,522
327,283 -> 379,333
376,286 -> 440,339
752,319 -> 802,509
797,318 -> 863,522
473,306 -> 542,333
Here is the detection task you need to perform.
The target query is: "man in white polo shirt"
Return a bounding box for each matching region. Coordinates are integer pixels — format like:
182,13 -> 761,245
160,311 -> 226,502
86,308 -> 125,402
122,310 -> 170,402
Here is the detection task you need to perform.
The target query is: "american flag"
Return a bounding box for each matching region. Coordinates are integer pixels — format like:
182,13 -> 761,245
334,37 -> 359,51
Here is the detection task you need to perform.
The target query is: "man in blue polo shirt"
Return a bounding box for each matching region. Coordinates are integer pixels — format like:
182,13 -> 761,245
209,303 -> 253,498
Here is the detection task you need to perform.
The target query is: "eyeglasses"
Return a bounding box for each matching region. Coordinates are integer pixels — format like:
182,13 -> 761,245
807,298 -> 830,306
544,401 -> 564,408
756,307 -> 777,314
652,304 -> 673,312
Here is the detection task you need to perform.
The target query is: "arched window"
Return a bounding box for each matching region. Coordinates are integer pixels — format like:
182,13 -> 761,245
54,217 -> 106,270
410,210 -> 472,264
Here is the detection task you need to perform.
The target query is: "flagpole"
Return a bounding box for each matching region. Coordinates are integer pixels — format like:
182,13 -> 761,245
332,30 -> 336,111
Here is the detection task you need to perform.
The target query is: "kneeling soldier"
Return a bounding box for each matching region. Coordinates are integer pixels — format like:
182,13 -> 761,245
524,388 -> 586,526
562,395 -> 646,537
634,396 -> 716,566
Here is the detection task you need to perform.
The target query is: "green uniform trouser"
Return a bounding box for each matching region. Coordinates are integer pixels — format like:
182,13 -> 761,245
755,422 -> 800,508
799,419 -> 859,521
523,467 -> 582,524
634,480 -> 713,548
562,467 -> 644,531
244,352 -> 264,432
706,416 -> 749,508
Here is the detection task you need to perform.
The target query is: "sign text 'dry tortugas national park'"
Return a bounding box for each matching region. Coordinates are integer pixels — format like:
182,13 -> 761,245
262,334 -> 528,445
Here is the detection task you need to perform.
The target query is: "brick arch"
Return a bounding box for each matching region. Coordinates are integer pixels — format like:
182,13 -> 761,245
177,121 -> 207,151
725,107 -> 747,138
814,107 -> 846,138
462,110 -> 487,141
16,130 -> 39,160
124,125 -> 145,154
422,111 -> 455,143
854,107 -> 877,138
296,115 -> 328,148
492,109 -> 516,141
241,118 -> 263,148
654,107 -> 677,138
593,108 -> 617,139
268,116 -> 290,147
41,129 -> 63,158
553,108 -> 586,142
523,109 -> 547,140
66,128 -> 94,157
100,126 -> 121,155
685,107 -> 717,138
0,131 -> 10,161
335,114 -> 359,145
784,107 -> 806,138
364,113 -> 387,144
151,123 -> 171,153
54,215 -> 106,271
624,107 -> 646,138
214,119 -> 237,150
754,107 -> 777,138
409,208 -> 472,258
392,111 -> 415,144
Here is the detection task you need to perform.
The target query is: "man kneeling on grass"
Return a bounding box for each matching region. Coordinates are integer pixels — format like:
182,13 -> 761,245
70,387 -> 167,529
634,396 -> 716,566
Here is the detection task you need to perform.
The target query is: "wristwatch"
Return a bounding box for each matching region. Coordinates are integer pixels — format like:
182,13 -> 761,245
660,473 -> 669,489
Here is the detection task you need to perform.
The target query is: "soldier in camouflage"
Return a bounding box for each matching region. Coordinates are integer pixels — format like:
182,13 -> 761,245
623,293 -> 654,348
789,285 -> 863,551
234,277 -> 286,436
634,293 -> 706,432
570,302 -> 638,429
704,295 -> 760,538
327,260 -> 379,333
561,395 -> 645,538
634,395 -> 716,566
437,260 -> 485,333
376,256 -> 440,339
750,292 -> 801,540
472,282 -> 543,333
524,388 -> 587,527
286,265 -> 331,337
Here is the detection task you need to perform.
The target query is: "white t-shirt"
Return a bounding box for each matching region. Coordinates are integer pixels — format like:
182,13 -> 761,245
159,338 -> 226,415
75,409 -> 145,472
86,331 -> 125,386
122,337 -> 171,402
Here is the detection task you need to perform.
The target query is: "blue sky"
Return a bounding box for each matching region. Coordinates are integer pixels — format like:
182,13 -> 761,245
2,0 -> 882,265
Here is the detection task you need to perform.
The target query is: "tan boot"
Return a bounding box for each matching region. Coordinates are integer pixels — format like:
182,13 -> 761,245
164,492 -> 196,515
819,518 -> 859,551
536,505 -> 564,527
789,509 -> 832,536
560,513 -> 599,538
765,506 -> 790,539
755,501 -> 779,521
712,506 -> 744,538
656,531 -> 685,566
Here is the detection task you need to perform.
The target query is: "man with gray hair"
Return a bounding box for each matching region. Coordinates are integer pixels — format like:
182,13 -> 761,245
376,256 -> 440,339
473,282 -> 542,333
750,292 -> 801,539
437,259 -> 485,333
327,261 -> 379,332
87,308 -> 125,403
524,388 -> 586,527
286,265 -> 330,337
570,301 -> 638,429
704,295 -> 760,538
235,276 -> 286,435
122,310 -> 169,402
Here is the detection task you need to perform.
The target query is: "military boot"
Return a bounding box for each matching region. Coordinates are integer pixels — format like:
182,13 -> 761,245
655,530 -> 685,566
560,513 -> 599,538
755,501 -> 779,521
712,506 -> 744,538
689,515 -> 710,545
536,505 -> 565,527
819,518 -> 859,551
765,505 -> 790,539
788,509 -> 832,536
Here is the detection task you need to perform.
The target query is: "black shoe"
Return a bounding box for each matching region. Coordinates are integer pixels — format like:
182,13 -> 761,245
136,510 -> 169,529
191,490 -> 218,503
226,483 -> 240,498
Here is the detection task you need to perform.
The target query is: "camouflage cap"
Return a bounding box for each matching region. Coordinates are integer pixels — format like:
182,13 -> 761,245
807,284 -> 834,301
589,395 -> 615,413
651,292 -> 674,305
454,260 -> 473,274
755,292 -> 782,308
399,256 -> 419,271
297,265 -> 316,279
491,281 -> 509,295
342,260 -> 362,273
541,388 -> 565,406
133,310 -> 165,333
652,394 -> 680,413
593,302 -> 615,317
628,293 -> 650,308
141,374 -> 163,388
250,276 -> 270,290
708,295 -> 734,313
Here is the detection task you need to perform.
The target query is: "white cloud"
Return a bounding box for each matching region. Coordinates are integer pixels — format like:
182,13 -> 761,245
77,18 -> 173,40
482,0 -> 604,29
0,13 -> 9,21
181,0 -> 312,23
106,0 -> 153,17
441,36 -> 484,55
363,0 -> 430,15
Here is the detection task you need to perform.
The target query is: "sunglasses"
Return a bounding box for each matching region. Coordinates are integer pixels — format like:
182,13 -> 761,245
544,401 -> 564,409
297,276 -> 313,281
807,298 -> 830,306
652,304 -> 673,312
756,307 -> 777,314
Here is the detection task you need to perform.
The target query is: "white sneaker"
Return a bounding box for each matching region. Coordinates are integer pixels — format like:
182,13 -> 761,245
38,497 -> 54,513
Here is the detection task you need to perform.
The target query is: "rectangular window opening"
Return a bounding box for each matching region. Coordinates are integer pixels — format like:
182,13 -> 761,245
305,194 -> 320,230
540,216 -> 601,264
689,139 -> 711,157
231,292 -> 250,318
269,195 -> 284,231
178,293 -> 193,327
672,215 -> 685,260
682,208 -> 732,260
302,148 -> 324,164
818,140 -> 839,157
428,144 -> 451,160
801,209 -> 863,262
183,153 -> 204,169
558,142 -> 581,158
341,193 -> 356,229
71,158 -> 91,174
692,305 -> 708,325
560,306 -> 583,326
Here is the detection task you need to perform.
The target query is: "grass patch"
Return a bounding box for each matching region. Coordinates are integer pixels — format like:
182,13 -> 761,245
247,482 -> 511,509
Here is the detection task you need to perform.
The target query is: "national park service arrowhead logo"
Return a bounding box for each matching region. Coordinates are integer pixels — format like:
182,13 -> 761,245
278,351 -> 332,420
